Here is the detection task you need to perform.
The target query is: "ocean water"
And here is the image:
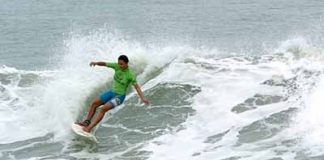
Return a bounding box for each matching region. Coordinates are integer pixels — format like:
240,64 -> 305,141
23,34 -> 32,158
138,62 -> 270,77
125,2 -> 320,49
1,0 -> 324,160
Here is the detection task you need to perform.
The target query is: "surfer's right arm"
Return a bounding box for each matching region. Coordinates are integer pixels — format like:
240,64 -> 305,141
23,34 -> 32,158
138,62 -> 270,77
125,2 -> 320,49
89,61 -> 106,67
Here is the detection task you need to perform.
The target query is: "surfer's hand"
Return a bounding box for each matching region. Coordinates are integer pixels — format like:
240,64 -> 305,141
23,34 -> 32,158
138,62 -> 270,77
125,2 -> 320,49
142,99 -> 150,105
90,62 -> 97,67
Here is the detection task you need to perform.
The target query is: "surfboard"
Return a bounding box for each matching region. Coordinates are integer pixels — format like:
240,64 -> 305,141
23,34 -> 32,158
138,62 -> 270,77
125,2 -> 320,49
71,123 -> 98,143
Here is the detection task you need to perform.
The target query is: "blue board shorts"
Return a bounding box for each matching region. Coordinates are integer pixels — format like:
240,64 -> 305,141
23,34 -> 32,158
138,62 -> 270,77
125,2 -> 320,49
99,91 -> 126,108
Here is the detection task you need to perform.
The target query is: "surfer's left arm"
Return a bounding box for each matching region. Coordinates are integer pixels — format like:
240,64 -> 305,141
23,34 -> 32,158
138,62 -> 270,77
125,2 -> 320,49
133,84 -> 150,105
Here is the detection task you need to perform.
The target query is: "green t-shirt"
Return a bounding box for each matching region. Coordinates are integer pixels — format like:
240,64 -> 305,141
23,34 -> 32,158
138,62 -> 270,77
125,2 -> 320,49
106,62 -> 137,95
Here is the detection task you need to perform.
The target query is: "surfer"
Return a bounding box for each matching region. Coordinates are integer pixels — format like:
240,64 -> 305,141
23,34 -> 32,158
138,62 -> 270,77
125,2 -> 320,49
76,55 -> 150,133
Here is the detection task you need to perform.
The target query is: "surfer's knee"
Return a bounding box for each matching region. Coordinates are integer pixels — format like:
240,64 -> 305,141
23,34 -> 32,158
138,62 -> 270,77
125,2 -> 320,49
101,104 -> 112,113
92,98 -> 102,107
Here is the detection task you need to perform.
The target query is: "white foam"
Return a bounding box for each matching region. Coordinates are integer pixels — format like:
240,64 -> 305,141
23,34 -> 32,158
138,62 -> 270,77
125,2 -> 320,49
0,66 -> 56,143
142,55 -> 290,159
143,37 -> 324,159
291,74 -> 324,155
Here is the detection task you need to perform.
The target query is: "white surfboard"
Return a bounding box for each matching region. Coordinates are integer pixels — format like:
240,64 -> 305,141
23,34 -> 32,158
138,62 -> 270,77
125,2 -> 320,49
71,123 -> 98,143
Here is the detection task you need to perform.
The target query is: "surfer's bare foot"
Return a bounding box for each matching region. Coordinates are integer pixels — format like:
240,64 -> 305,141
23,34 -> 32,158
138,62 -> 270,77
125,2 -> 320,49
76,119 -> 91,127
83,127 -> 91,133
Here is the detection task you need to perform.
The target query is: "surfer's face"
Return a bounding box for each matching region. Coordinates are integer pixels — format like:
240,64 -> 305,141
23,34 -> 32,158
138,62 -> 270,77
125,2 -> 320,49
118,60 -> 128,70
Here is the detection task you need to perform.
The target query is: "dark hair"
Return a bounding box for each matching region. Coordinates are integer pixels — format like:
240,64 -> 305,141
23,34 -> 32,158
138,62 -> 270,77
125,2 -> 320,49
118,55 -> 129,63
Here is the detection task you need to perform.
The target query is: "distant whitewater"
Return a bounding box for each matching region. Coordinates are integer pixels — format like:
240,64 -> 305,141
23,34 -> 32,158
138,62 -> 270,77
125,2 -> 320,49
1,32 -> 324,160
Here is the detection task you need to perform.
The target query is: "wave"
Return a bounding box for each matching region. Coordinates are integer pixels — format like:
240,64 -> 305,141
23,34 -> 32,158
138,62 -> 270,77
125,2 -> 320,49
143,38 -> 324,160
1,31 -> 324,159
